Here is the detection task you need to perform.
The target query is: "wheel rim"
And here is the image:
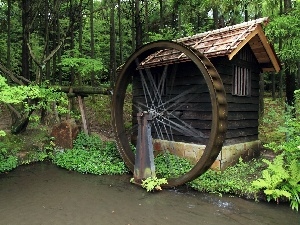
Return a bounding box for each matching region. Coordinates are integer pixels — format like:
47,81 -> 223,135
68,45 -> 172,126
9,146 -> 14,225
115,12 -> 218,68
111,40 -> 227,187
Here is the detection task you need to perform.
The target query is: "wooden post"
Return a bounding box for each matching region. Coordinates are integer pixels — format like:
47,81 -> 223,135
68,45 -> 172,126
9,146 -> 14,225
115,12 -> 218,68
133,112 -> 156,184
77,95 -> 89,135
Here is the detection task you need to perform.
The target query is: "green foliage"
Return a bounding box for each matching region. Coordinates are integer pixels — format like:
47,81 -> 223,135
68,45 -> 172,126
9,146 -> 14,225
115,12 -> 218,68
141,177 -> 168,192
0,75 -> 68,111
254,90 -> 300,211
252,155 -> 300,211
52,132 -> 128,175
59,56 -> 107,81
20,150 -> 49,165
0,133 -> 20,173
154,152 -> 192,178
190,158 -> 264,196
0,130 -> 6,137
265,4 -> 300,71
0,148 -> 18,173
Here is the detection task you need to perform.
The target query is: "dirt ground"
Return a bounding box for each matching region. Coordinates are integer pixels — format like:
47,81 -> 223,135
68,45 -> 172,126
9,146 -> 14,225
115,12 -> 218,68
0,102 -> 114,143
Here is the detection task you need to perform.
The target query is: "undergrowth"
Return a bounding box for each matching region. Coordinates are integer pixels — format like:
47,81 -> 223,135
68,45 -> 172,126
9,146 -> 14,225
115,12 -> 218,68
189,158 -> 265,197
1,91 -> 299,211
52,132 -> 129,175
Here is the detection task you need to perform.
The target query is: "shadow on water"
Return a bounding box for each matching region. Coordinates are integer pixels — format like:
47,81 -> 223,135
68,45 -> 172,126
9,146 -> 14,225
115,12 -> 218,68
0,162 -> 299,225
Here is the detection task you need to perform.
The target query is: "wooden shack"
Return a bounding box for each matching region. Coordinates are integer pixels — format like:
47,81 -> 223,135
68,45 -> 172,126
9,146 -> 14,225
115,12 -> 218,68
132,18 -> 280,169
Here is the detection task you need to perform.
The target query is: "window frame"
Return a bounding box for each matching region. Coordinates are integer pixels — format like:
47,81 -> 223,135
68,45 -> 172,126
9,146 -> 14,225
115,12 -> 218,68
232,65 -> 251,97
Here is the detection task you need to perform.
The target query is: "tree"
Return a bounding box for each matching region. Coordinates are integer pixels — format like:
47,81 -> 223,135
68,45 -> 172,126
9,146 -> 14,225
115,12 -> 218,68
110,0 -> 116,87
265,3 -> 300,105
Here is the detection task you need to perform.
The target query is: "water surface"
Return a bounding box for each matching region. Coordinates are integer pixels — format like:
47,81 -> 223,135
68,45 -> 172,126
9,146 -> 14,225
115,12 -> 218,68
0,162 -> 299,225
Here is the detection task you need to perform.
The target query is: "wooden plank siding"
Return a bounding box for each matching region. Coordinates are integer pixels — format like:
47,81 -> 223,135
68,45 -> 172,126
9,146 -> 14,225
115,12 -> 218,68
132,44 -> 262,146
211,44 -> 261,145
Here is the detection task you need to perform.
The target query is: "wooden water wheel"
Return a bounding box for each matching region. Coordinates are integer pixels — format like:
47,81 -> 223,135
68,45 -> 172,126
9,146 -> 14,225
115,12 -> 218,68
111,40 -> 228,187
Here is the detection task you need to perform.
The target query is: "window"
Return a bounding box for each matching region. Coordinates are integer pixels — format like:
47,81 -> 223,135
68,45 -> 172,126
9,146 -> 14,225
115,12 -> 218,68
232,65 -> 251,96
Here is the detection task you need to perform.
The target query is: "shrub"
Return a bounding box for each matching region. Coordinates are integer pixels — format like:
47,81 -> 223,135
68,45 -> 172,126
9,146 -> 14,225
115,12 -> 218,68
0,148 -> 18,173
52,132 -> 129,175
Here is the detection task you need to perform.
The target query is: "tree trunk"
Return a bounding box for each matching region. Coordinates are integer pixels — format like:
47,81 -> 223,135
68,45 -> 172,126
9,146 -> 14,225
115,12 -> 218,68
286,69 -> 295,106
259,73 -> 264,120
42,0 -> 50,124
283,0 -> 293,104
7,0 -> 11,71
171,1 -> 179,30
77,0 -> 83,86
45,0 -> 50,82
90,0 -> 96,86
79,0 -> 83,56
144,0 -> 149,43
69,0 -> 75,86
212,7 -> 218,29
21,0 -> 31,80
159,0 -> 163,30
271,72 -> 276,100
110,0 -> 116,88
244,3 -> 249,22
284,0 -> 292,12
52,0 -> 61,85
117,0 -> 123,64
131,0 -> 135,50
278,38 -> 283,98
135,0 -> 142,49
56,0 -> 62,85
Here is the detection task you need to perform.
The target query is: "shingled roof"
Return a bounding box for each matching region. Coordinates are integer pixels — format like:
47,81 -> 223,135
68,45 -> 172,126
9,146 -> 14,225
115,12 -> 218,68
141,18 -> 280,73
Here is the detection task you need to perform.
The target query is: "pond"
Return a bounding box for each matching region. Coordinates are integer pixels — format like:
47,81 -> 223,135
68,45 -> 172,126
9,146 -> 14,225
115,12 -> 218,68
0,162 -> 299,225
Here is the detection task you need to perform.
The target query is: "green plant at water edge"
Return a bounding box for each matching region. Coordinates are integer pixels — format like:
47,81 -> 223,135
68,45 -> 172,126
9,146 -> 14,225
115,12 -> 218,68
254,90 -> 300,211
252,154 -> 300,211
52,132 -> 128,175
141,177 -> 168,192
20,150 -> 49,165
189,158 -> 265,197
0,148 -> 18,173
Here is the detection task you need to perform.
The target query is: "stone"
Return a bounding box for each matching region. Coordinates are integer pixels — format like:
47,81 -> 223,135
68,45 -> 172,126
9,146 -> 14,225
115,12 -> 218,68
50,119 -> 79,149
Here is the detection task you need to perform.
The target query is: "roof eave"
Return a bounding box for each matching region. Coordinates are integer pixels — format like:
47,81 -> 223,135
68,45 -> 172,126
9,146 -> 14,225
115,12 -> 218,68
227,25 -> 281,73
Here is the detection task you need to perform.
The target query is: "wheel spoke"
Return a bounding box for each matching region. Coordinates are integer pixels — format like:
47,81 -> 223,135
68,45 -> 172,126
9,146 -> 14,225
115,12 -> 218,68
155,112 -> 207,139
112,41 -> 227,187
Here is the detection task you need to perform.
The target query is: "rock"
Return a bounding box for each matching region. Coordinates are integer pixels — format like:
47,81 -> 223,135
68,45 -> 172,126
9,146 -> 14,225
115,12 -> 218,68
50,119 -> 79,149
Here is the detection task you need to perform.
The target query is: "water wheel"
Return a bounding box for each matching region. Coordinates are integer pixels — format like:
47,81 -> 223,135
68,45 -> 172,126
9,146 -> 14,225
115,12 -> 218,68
111,40 -> 228,187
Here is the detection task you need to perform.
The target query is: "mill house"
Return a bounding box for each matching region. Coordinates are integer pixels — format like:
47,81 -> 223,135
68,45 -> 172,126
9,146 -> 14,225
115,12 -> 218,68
132,17 -> 280,170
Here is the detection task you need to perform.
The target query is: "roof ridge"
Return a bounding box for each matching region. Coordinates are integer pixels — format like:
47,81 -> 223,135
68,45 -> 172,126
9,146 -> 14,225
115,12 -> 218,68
176,17 -> 268,42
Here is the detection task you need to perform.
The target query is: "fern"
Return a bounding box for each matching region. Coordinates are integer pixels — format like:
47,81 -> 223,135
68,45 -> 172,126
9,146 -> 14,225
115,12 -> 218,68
283,159 -> 300,211
252,154 -> 300,211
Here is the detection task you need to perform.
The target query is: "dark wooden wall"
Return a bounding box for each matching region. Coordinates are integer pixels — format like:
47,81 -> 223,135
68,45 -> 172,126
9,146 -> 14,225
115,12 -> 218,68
211,44 -> 261,145
132,44 -> 261,146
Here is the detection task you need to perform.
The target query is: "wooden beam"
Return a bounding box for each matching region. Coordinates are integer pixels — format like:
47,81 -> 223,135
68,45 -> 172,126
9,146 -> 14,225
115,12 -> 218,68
228,29 -> 259,61
256,27 -> 281,73
55,85 -> 111,95
228,25 -> 280,73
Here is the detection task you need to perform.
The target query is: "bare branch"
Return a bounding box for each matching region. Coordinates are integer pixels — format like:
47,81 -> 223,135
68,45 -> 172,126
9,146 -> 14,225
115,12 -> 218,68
43,41 -> 64,64
0,62 -> 24,85
6,103 -> 21,118
27,43 -> 42,68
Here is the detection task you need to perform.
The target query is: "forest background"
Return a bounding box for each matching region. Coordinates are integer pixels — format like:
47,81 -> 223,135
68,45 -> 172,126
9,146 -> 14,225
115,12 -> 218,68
0,0 -> 300,211
0,0 -> 299,101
